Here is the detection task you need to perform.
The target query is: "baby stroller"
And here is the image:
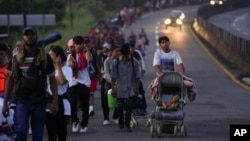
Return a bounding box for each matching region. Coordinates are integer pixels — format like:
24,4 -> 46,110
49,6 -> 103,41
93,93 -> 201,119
130,80 -> 151,127
149,72 -> 187,138
130,94 -> 151,128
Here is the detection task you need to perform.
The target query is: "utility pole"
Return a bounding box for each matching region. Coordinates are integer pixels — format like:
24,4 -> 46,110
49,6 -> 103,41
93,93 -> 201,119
21,0 -> 27,27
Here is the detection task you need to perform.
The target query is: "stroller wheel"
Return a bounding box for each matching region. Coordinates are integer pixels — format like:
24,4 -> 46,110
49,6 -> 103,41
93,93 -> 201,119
156,124 -> 161,138
130,121 -> 135,128
180,125 -> 187,137
144,121 -> 150,127
150,125 -> 155,138
173,125 -> 178,136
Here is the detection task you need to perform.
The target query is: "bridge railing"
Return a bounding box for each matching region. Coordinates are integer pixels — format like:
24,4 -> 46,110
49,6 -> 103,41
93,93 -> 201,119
194,0 -> 250,74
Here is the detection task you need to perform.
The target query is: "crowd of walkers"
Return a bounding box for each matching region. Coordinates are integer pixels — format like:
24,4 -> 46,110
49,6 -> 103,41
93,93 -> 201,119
0,0 -> 200,140
0,6 -> 150,140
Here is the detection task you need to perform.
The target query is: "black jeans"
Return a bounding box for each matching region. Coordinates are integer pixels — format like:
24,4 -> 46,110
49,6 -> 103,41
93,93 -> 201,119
45,94 -> 69,141
68,83 -> 90,127
100,78 -> 118,120
117,98 -> 132,128
45,114 -> 69,141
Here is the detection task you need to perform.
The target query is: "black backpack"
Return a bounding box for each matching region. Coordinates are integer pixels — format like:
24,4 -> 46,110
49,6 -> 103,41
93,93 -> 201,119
116,57 -> 135,77
13,48 -> 47,101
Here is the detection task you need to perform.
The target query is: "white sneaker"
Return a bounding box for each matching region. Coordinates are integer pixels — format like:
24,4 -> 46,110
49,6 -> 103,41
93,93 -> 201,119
72,122 -> 80,132
103,120 -> 110,125
79,127 -> 88,133
28,127 -> 32,135
113,119 -> 119,124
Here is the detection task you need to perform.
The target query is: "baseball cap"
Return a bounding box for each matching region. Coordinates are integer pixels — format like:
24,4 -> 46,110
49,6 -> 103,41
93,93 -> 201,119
22,26 -> 37,35
103,42 -> 111,49
67,39 -> 74,47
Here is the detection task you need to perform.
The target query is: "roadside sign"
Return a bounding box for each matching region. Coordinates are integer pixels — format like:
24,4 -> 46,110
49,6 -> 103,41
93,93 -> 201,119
0,14 -> 55,26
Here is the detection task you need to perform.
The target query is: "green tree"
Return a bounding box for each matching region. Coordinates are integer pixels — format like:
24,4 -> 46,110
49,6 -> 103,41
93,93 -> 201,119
78,0 -> 106,20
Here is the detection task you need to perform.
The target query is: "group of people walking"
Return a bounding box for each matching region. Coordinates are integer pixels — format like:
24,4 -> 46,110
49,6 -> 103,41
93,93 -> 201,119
0,23 -> 148,141
0,14 -> 191,141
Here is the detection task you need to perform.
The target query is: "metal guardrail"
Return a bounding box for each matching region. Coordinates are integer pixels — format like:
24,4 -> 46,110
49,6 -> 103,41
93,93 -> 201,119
195,0 -> 250,73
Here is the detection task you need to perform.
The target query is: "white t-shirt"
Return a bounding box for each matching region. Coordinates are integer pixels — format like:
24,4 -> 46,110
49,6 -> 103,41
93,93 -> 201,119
153,49 -> 183,72
66,53 -> 91,87
47,65 -> 72,116
47,65 -> 72,95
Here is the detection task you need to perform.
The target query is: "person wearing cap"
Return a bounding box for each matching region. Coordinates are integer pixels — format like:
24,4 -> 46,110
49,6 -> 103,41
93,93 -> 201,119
66,39 -> 75,56
66,35 -> 92,133
99,42 -> 119,125
2,26 -> 58,141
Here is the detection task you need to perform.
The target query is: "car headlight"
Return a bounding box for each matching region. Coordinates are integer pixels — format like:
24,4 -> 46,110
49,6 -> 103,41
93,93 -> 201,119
176,19 -> 183,25
219,1 -> 223,5
180,14 -> 185,20
210,1 -> 215,5
164,19 -> 171,24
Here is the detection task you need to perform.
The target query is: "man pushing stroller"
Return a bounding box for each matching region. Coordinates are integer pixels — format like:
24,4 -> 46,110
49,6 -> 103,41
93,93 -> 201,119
151,35 -> 196,102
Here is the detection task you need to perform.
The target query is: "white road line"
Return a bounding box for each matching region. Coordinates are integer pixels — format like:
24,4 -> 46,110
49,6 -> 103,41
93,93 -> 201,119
155,22 -> 160,47
243,32 -> 248,35
232,13 -> 249,37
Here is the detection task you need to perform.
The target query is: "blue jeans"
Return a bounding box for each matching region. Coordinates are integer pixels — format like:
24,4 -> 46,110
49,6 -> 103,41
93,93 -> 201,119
14,102 -> 46,141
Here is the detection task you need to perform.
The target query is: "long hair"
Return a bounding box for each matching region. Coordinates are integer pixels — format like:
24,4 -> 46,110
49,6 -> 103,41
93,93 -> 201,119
49,45 -> 67,62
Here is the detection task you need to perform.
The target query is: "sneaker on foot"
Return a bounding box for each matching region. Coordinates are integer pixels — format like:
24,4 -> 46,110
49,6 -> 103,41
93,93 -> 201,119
72,122 -> 80,132
103,120 -> 110,125
113,119 -> 119,124
89,111 -> 95,116
80,127 -> 88,133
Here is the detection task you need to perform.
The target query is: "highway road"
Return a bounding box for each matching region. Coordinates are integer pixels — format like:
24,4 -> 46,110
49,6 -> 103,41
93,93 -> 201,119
208,7 -> 250,40
40,4 -> 250,141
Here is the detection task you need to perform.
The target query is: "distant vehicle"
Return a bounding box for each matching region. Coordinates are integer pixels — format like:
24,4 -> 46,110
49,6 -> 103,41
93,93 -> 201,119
164,10 -> 184,30
170,10 -> 185,20
210,0 -> 225,5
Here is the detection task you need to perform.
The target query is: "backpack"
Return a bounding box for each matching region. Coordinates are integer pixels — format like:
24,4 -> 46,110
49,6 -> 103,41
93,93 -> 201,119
89,49 -> 99,76
0,64 -> 8,93
13,48 -> 47,101
70,51 -> 96,77
116,57 -> 135,77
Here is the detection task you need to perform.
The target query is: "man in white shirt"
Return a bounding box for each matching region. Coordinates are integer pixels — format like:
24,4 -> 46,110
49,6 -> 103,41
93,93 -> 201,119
153,36 -> 185,75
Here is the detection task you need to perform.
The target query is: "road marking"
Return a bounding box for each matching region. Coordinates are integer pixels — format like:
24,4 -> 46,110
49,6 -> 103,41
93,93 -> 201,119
155,23 -> 159,47
232,13 -> 249,38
